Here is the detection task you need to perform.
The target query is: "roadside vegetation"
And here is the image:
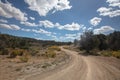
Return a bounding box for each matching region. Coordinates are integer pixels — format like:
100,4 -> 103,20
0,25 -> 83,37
45,46 -> 61,58
0,33 -> 71,62
74,31 -> 120,59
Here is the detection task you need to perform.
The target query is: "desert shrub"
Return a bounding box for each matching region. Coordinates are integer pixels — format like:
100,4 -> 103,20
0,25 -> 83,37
45,50 -> 56,58
9,49 -> 24,58
29,49 -> 39,56
0,48 -> 9,55
63,46 -> 70,49
44,46 -> 60,58
10,51 -> 18,58
100,50 -> 120,59
89,49 -> 100,56
48,46 -> 61,51
112,51 -> 120,59
20,56 -> 28,62
101,51 -> 112,57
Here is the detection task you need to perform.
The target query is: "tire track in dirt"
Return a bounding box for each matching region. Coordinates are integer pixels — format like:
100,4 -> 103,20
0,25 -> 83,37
25,48 -> 120,80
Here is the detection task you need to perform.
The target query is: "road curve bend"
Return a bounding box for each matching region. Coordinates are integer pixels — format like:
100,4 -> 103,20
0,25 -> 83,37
26,48 -> 120,80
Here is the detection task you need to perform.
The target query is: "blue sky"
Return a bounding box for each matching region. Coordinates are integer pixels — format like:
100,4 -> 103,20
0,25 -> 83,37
0,0 -> 120,42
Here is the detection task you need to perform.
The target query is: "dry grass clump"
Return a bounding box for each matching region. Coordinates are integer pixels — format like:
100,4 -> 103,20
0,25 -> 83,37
19,56 -> 29,62
101,50 -> 120,59
101,51 -> 112,57
63,46 -> 70,49
44,46 -> 61,58
112,51 -> 120,58
45,50 -> 56,58
9,49 -> 24,58
48,46 -> 61,51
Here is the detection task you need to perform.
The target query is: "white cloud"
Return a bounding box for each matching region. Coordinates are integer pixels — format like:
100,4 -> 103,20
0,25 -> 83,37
60,33 -> 81,41
82,26 -> 87,32
0,1 -> 28,21
97,7 -> 120,17
35,37 -> 43,40
20,21 -> 38,27
21,28 -> 31,32
32,29 -> 51,36
94,26 -> 114,34
54,0 -> 72,11
107,0 -> 120,8
0,19 -> 8,23
21,28 -> 56,40
62,22 -> 82,31
87,27 -> 93,30
90,17 -> 102,26
39,20 -> 83,31
10,24 -> 20,30
39,20 -> 54,28
24,0 -> 72,16
30,16 -> 35,20
0,23 -> 20,30
97,0 -> 120,18
0,23 -> 11,29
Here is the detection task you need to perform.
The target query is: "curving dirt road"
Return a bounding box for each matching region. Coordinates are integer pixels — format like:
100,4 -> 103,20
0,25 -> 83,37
26,48 -> 120,80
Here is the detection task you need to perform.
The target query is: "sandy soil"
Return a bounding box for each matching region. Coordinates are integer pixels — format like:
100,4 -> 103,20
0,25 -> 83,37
0,50 -> 69,80
25,48 -> 120,80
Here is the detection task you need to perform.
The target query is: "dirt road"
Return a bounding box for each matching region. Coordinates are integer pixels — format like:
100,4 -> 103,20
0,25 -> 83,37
26,48 -> 120,80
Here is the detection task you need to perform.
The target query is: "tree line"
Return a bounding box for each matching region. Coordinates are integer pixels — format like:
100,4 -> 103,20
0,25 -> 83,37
0,33 -> 71,55
74,31 -> 120,54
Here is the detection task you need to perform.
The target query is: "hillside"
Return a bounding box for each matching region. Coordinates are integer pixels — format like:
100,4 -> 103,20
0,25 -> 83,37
0,33 -> 71,80
0,33 -> 71,50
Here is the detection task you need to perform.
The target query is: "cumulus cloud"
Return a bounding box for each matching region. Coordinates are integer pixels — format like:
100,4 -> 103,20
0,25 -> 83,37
20,21 -> 38,27
39,20 -> 54,28
39,20 -> 83,31
61,22 -> 82,31
21,28 -> 56,39
94,26 -> 114,34
30,16 -> 35,20
0,1 -> 28,21
0,19 -> 8,23
97,7 -> 120,17
97,0 -> 120,18
32,29 -> 52,36
107,0 -> 120,8
60,33 -> 81,41
20,19 -> 83,31
24,0 -> 72,16
0,23 -> 20,30
90,17 -> 102,26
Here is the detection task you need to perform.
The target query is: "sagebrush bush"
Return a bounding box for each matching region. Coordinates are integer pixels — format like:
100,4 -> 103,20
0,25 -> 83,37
29,49 -> 39,56
112,51 -> 120,59
101,51 -> 112,57
45,50 -> 56,58
10,49 -> 24,58
44,46 -> 61,58
48,46 -> 61,51
20,56 -> 28,62
100,50 -> 120,59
